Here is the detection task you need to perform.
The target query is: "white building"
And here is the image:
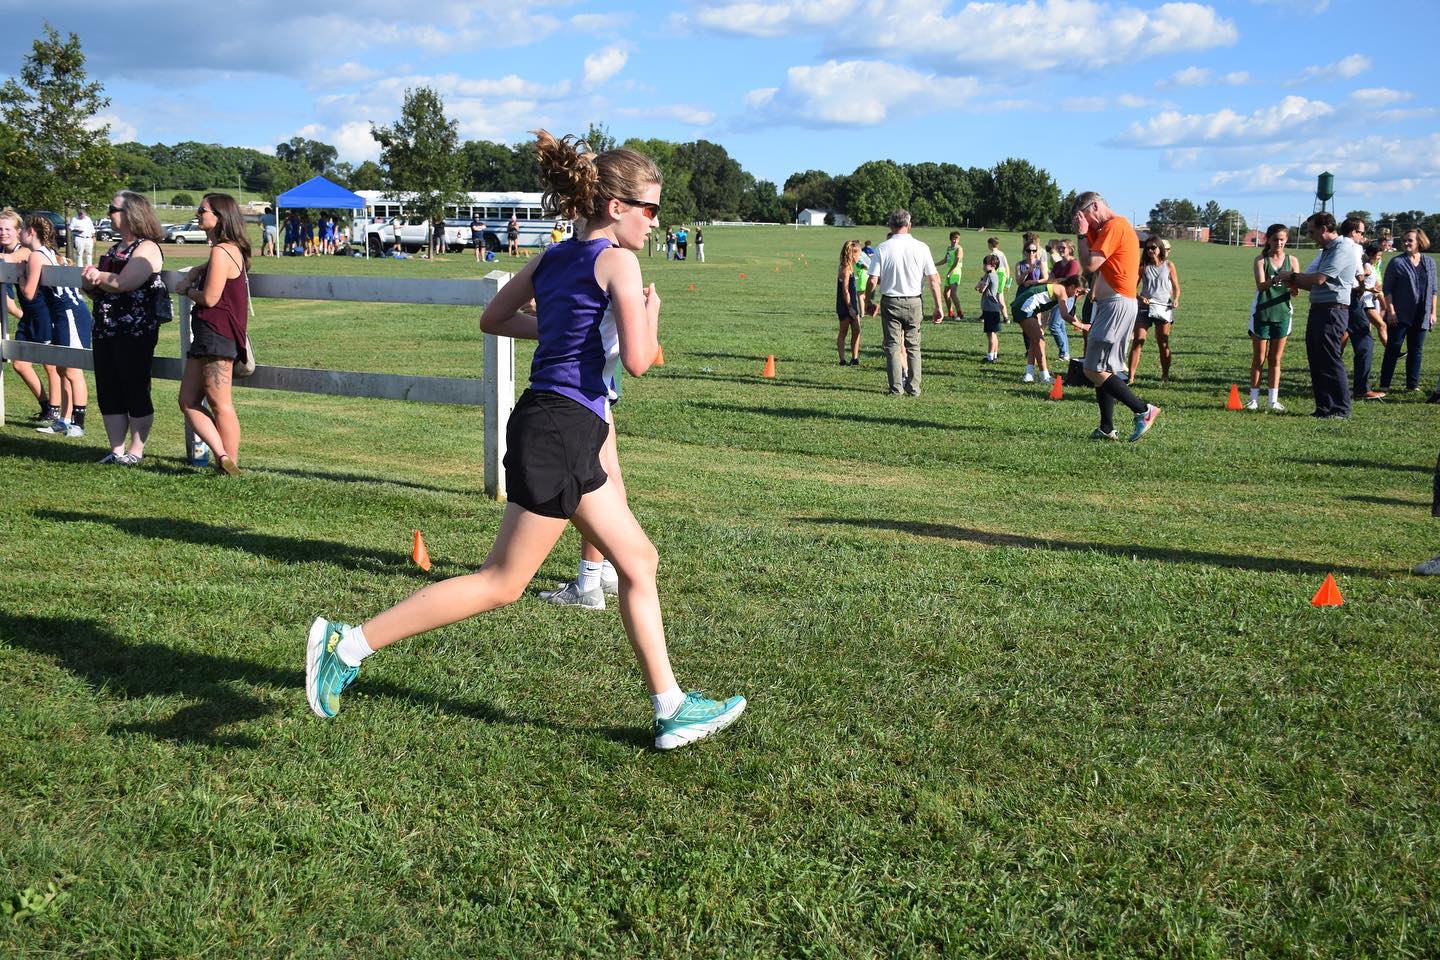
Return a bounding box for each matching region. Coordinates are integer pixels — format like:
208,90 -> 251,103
796,208 -> 852,227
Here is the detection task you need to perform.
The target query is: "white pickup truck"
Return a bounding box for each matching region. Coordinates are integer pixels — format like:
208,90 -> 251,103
357,217 -> 502,256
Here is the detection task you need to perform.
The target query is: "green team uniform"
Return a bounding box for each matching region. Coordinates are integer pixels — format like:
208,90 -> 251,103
1250,257 -> 1293,340
940,246 -> 963,286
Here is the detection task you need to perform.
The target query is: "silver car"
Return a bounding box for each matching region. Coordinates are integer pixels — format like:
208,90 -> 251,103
164,220 -> 209,244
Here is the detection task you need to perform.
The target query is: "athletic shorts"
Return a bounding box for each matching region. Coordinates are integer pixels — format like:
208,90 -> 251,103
982,310 -> 1002,333
1134,306 -> 1173,329
1250,309 -> 1292,340
1084,296 -> 1137,375
16,307 -> 52,344
187,318 -> 238,360
944,276 -> 961,287
50,304 -> 93,349
504,389 -> 609,519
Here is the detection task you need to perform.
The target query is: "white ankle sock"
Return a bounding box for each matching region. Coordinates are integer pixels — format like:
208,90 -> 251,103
1250,388 -> 1260,403
1268,388 -> 1280,403
336,625 -> 374,668
652,685 -> 685,718
576,559 -> 604,591
600,560 -> 617,584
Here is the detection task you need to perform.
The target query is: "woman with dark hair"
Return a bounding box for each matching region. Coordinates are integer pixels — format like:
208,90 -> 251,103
835,238 -> 862,365
20,215 -> 93,437
1,207 -> 55,423
175,193 -> 250,475
1128,238 -> 1181,382
1247,223 -> 1297,411
1380,228 -> 1437,393
81,191 -> 169,464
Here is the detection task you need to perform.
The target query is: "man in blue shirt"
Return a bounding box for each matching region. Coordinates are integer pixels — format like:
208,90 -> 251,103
1277,212 -> 1362,419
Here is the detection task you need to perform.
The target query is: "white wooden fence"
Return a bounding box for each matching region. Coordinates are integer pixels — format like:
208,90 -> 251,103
0,262 -> 515,498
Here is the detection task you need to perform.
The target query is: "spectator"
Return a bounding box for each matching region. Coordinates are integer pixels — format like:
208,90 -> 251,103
664,227 -> 675,260
176,193 -> 251,476
261,206 -> 278,257
432,215 -> 448,257
1380,228 -> 1436,395
1247,223 -> 1298,411
69,206 -> 96,267
471,211 -> 486,263
1127,237 -> 1181,382
835,239 -> 862,366
1275,212 -> 1362,419
976,254 -> 1003,362
507,213 -> 520,256
986,237 -> 1011,321
695,228 -> 705,263
1010,238 -> 1051,383
21,216 -> 92,437
7,211 -> 65,429
1073,191 -> 1161,442
1043,240 -> 1082,362
936,231 -> 964,322
1,207 -> 54,423
864,209 -> 942,396
80,191 -> 169,464
676,226 -> 688,260
854,239 -> 873,316
1338,217 -> 1384,401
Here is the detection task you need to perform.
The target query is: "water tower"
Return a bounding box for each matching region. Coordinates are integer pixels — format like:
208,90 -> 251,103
1314,171 -> 1335,215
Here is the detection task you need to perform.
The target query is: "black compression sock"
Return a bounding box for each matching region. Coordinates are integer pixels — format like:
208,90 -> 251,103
71,405 -> 86,428
1101,375 -> 1147,414
1097,389 -> 1115,433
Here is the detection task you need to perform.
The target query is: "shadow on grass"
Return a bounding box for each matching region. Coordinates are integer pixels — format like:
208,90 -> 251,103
0,610 -> 650,750
1287,457 -> 1434,474
248,463 -> 476,497
653,369 -> 880,396
1343,494 -> 1429,509
33,509 -> 471,578
1,429 -> 115,465
801,516 -> 1387,578
689,400 -> 982,432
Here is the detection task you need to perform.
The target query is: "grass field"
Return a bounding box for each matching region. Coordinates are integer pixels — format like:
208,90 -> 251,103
3,225 -> 1438,958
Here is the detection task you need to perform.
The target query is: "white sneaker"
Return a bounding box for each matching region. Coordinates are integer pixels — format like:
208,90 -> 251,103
1269,400 -> 1286,412
35,418 -> 70,435
1244,398 -> 1259,410
65,423 -> 85,437
538,579 -> 605,610
1022,373 -> 1035,383
1040,372 -> 1054,384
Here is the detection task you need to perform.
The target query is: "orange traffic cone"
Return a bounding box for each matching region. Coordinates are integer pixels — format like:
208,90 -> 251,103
1311,574 -> 1343,607
654,344 -> 665,366
1048,376 -> 1064,400
687,282 -> 695,291
762,355 -> 776,378
1226,384 -> 1243,410
738,272 -> 747,279
412,530 -> 432,572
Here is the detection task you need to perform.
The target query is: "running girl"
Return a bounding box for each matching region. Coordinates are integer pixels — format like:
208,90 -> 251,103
836,239 -> 861,365
936,232 -> 964,322
1248,223 -> 1298,411
305,130 -> 746,751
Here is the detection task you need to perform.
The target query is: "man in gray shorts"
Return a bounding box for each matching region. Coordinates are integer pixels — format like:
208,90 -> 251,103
1074,191 -> 1161,442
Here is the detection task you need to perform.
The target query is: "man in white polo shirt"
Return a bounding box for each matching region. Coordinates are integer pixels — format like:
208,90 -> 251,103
69,206 -> 95,267
865,209 -> 943,395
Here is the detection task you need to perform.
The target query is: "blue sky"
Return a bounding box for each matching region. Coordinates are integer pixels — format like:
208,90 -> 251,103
6,0 -> 1437,227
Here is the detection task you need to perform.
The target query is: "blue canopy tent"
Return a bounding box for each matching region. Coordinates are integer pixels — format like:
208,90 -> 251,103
275,175 -> 368,256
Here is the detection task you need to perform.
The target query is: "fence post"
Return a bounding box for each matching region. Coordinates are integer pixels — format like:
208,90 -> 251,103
482,270 -> 513,500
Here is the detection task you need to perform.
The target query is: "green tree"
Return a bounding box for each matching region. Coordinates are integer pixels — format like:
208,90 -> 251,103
1148,198 -> 1201,238
1215,209 -> 1247,241
583,123 -> 617,154
347,160 -> 386,191
783,169 -> 837,216
372,86 -> 464,256
739,177 -> 784,223
983,158 -> 1061,231
1344,209 -> 1373,226
0,23 -> 117,216
460,139 -> 520,190
276,136 -> 338,180
676,140 -> 744,220
846,160 -> 911,226
1200,200 -> 1223,230
902,162 -> 973,227
622,137 -> 696,226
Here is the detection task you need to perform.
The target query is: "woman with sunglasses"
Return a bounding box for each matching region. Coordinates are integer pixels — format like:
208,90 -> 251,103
305,129 -> 746,751
1380,229 -> 1436,395
81,192 -> 169,464
1127,238 -> 1181,382
1010,237 -> 1053,383
175,193 -> 250,476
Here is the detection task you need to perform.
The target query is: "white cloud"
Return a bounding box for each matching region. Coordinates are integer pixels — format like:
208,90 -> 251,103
1350,87 -> 1412,107
583,47 -> 628,87
1288,53 -> 1371,85
1118,94 -> 1169,109
1111,95 -> 1334,147
1063,96 -> 1109,112
85,112 -> 138,144
617,104 -> 716,125
685,0 -> 1236,72
744,59 -> 956,127
1161,66 -> 1211,87
1206,134 -> 1440,194
1221,71 -> 1250,85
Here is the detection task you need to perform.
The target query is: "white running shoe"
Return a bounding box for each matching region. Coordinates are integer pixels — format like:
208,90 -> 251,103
538,579 -> 605,610
1022,373 -> 1035,383
1244,398 -> 1259,410
1040,372 -> 1054,384
1269,400 -> 1286,412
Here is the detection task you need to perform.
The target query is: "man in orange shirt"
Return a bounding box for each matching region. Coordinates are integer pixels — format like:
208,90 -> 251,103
1074,191 -> 1161,442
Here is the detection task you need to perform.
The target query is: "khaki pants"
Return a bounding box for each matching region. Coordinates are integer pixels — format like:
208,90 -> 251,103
881,295 -> 922,394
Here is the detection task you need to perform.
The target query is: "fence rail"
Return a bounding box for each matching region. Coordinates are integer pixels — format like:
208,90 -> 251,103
0,261 -> 514,498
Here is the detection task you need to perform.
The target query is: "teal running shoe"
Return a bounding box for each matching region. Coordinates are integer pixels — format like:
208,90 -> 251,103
1129,403 -> 1161,442
654,691 -> 747,750
306,617 -> 359,718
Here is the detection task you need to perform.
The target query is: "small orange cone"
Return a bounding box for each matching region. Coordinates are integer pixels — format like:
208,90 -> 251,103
762,355 -> 776,378
654,344 -> 665,366
738,272 -> 747,279
1311,574 -> 1343,607
687,282 -> 695,291
412,530 -> 432,572
1226,384 -> 1243,410
1048,377 -> 1064,400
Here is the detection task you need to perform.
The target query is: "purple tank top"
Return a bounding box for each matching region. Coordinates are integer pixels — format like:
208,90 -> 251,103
529,237 -> 620,422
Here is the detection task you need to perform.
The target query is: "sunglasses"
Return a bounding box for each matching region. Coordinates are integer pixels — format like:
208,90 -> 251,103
108,205 -> 123,214
196,207 -> 214,216
1024,247 -> 1037,252
617,197 -> 660,219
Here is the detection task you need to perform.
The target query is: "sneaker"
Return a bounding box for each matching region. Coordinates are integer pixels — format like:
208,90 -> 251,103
1361,391 -> 1387,400
119,453 -> 142,466
35,418 -> 70,435
1128,404 -> 1160,442
305,617 -> 360,719
1427,391 -> 1440,404
1269,401 -> 1287,413
1022,373 -> 1035,383
65,423 -> 84,438
538,579 -> 605,610
1040,372 -> 1054,384
98,451 -> 124,464
1058,354 -> 1071,362
1414,555 -> 1440,576
653,691 -> 747,750
849,357 -> 859,366
1089,427 -> 1120,441
1244,398 -> 1259,410
600,576 -> 619,597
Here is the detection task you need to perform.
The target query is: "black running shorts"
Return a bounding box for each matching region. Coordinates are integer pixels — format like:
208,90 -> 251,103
504,389 -> 609,518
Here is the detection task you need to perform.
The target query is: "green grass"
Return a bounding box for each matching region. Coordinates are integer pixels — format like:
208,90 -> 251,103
3,227 -> 1438,958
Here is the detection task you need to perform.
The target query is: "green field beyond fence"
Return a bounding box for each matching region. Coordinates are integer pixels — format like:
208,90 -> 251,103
2,226 -> 1437,958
